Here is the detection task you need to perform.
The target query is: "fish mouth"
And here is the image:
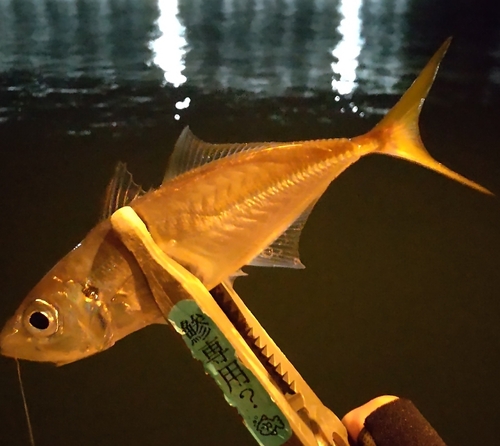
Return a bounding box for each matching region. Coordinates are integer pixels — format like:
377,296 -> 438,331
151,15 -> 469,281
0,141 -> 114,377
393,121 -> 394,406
0,319 -> 40,362
0,335 -> 20,360
0,327 -> 26,360
0,323 -> 16,359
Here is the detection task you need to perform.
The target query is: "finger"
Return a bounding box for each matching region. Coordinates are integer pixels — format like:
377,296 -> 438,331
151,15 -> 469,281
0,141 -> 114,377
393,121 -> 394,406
342,395 -> 399,441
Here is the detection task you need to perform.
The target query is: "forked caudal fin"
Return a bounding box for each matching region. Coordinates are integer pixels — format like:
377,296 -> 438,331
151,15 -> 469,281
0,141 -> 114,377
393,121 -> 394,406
354,38 -> 492,195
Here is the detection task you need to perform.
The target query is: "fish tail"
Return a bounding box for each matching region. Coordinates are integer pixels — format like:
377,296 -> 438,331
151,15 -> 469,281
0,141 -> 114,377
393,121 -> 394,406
354,38 -> 492,195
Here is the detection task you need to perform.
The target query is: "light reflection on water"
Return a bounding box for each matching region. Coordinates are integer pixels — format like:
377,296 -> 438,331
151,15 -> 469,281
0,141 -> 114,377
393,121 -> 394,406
0,0 -> 499,130
149,0 -> 187,87
331,0 -> 363,96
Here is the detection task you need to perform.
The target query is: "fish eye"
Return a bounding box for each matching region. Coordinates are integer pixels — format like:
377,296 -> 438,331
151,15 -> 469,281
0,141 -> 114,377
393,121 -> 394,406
29,312 -> 50,330
23,299 -> 59,337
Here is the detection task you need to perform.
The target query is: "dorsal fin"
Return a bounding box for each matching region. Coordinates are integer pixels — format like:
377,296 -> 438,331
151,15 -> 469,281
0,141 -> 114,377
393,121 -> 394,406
101,162 -> 148,220
248,199 -> 319,269
163,127 -> 285,183
163,127 -> 314,270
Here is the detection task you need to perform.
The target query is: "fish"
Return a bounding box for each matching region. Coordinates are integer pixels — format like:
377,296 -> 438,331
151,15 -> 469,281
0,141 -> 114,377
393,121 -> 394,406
0,39 -> 491,365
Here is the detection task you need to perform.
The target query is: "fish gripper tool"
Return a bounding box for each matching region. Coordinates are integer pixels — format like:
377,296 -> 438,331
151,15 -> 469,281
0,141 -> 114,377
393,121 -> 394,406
110,206 -> 349,446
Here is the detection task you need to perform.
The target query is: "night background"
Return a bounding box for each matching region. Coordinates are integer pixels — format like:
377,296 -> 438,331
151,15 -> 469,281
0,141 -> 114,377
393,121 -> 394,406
0,0 -> 499,445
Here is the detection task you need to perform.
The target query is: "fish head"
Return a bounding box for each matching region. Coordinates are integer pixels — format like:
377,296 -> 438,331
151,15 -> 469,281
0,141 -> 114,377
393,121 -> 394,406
0,271 -> 114,366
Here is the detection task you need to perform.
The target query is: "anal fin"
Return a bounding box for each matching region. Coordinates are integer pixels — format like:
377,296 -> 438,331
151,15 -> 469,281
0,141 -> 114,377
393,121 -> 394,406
248,199 -> 319,270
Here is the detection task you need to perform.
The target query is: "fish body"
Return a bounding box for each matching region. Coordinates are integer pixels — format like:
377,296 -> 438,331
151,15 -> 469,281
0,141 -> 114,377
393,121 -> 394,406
132,136 -> 359,290
0,39 -> 491,365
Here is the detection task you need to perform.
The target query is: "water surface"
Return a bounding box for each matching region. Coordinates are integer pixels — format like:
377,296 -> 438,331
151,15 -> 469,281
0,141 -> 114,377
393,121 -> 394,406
0,1 -> 499,446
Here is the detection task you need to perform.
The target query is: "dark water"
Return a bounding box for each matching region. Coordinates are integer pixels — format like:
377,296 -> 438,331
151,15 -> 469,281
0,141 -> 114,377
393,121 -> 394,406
0,1 -> 499,445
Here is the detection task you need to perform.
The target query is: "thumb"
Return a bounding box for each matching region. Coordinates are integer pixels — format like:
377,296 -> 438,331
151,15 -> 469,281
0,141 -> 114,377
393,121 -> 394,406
342,395 -> 399,442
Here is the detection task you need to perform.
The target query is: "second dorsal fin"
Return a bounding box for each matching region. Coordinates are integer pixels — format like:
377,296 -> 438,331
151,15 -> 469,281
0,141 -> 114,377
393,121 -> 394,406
101,162 -> 148,220
163,126 -> 285,183
163,127 -> 315,270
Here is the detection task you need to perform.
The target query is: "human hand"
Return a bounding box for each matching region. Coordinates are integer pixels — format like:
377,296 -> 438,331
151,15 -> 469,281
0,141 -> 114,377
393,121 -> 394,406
341,395 -> 446,446
341,395 -> 399,440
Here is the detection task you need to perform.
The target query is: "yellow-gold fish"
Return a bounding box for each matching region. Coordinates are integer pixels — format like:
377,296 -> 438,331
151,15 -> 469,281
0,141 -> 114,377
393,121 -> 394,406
0,39 -> 491,365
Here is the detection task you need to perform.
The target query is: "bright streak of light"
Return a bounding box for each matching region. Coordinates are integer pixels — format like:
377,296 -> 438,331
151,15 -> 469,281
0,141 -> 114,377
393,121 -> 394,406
149,0 -> 187,87
331,0 -> 364,95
